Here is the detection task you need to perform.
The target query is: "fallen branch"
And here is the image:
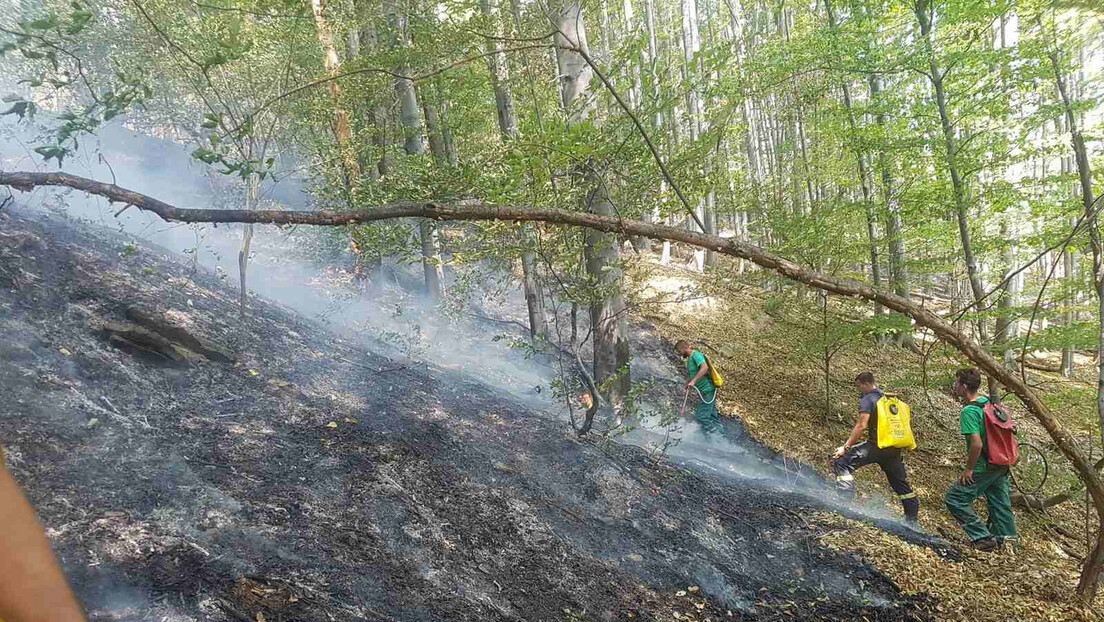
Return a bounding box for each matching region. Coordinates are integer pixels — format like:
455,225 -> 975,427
335,356 -> 404,374
1019,355 -> 1062,374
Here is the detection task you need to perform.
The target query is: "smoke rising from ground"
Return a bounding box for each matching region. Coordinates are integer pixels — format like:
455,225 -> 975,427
1,118 -> 920,528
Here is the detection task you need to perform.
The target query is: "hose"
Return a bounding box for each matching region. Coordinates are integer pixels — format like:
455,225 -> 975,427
680,384 -> 717,420
690,384 -> 716,405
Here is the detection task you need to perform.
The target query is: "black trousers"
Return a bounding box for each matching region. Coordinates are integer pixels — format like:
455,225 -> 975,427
833,442 -> 919,522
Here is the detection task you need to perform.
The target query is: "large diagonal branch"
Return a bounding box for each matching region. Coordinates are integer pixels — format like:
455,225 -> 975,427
2,168 -> 1102,523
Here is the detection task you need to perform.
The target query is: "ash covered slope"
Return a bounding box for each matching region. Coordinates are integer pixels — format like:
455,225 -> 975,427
0,208 -> 932,622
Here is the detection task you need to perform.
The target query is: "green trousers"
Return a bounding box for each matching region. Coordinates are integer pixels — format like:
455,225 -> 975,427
694,388 -> 725,436
944,465 -> 1017,541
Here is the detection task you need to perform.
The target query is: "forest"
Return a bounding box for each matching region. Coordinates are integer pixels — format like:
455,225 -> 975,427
0,0 -> 1103,619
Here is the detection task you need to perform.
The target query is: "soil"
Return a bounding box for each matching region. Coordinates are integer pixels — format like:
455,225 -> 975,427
1,206 -> 942,621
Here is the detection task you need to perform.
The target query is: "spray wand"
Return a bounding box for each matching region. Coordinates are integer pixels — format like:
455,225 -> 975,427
680,386 -> 690,419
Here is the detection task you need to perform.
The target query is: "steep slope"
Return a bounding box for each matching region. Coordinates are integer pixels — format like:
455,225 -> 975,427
1,207 -> 934,622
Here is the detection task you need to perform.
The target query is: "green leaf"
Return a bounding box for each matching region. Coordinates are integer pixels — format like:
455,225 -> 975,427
66,10 -> 93,35
27,16 -> 58,31
191,148 -> 222,165
34,144 -> 68,166
0,101 -> 35,120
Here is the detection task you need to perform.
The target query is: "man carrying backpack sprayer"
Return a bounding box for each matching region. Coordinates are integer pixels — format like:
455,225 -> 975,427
946,368 -> 1018,551
675,341 -> 725,436
832,372 -> 919,524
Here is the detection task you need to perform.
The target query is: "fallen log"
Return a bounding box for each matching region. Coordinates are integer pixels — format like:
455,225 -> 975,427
1019,354 -> 1062,374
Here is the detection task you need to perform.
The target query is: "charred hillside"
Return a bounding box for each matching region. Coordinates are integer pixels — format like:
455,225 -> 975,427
1,207 -> 935,621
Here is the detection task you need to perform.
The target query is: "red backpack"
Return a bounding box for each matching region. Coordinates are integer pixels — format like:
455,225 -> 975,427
969,400 -> 1019,466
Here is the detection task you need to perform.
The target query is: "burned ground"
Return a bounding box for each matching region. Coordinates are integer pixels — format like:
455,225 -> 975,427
1,208 -> 940,621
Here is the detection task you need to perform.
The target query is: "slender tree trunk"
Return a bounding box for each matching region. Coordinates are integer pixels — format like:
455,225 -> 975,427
645,0 -> 667,261
421,89 -> 448,167
310,0 -> 360,188
352,2 -> 393,177
869,74 -> 909,305
482,0 -> 549,341
419,92 -> 447,299
1051,38 -> 1104,598
385,0 -> 442,299
1052,46 -> 1103,436
916,0 -> 989,368
680,0 -> 708,272
826,0 -> 881,318
387,0 -> 424,157
1062,239 -> 1075,376
555,0 -> 630,412
436,81 -> 458,167
238,172 -> 260,318
996,218 -> 1018,368
622,0 -> 642,111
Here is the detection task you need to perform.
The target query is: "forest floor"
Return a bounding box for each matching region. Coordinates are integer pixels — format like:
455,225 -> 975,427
0,207 -> 952,622
0,204 -> 1098,621
636,253 -> 1102,622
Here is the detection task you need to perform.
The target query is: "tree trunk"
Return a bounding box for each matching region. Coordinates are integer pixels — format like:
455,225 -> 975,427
645,0 -> 663,257
421,89 -> 448,167
555,0 -> 630,409
352,1 -> 393,177
869,74 -> 909,305
622,0 -> 642,111
436,81 -> 458,167
418,220 -> 443,299
310,0 -> 360,189
481,0 -> 549,341
237,172 -> 260,318
1050,38 -> 1104,597
386,0 -> 442,299
996,218 -> 1018,368
915,0 -> 990,371
1052,43 -> 1104,462
419,91 -> 447,299
585,181 -> 631,405
680,0 -> 708,271
826,0 -> 881,318
387,0 -> 424,157
483,0 -> 519,143
1062,242 -> 1075,377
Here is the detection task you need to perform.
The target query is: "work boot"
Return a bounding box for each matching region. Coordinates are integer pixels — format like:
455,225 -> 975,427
971,537 -> 998,552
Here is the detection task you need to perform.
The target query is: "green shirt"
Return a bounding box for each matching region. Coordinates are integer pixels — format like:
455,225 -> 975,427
960,397 -> 989,473
686,350 -> 715,395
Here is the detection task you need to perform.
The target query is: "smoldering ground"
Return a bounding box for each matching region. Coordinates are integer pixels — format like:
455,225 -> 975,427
1,123 -> 946,620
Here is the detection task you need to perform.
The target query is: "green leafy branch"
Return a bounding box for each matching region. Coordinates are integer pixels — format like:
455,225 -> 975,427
0,3 -> 154,166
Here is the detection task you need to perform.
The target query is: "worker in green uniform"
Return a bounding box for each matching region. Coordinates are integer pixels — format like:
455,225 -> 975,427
675,340 -> 724,436
945,368 -> 1017,551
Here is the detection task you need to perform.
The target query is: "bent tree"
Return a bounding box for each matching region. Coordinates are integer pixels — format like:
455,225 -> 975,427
4,168 -> 1104,596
